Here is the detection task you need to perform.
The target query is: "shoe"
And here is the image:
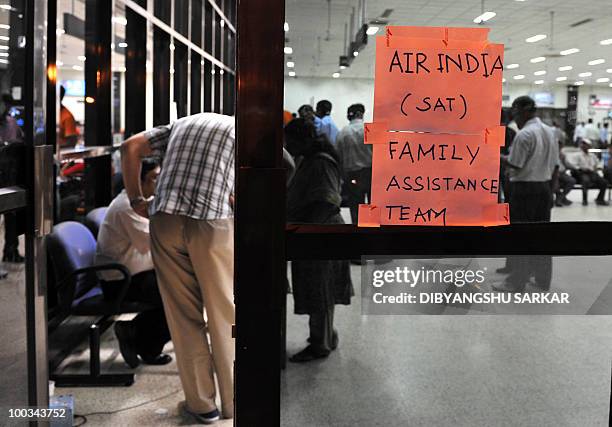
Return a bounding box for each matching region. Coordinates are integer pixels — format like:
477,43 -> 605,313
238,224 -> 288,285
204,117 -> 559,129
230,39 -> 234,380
114,322 -> 140,368
2,251 -> 24,263
289,345 -> 330,363
183,405 -> 221,424
141,353 -> 173,365
595,199 -> 610,206
554,199 -> 564,207
492,282 -> 525,293
562,198 -> 573,206
331,331 -> 339,350
495,266 -> 512,274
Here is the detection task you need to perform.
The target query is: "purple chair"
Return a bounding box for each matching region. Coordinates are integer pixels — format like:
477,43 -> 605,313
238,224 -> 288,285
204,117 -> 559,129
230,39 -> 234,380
47,221 -> 152,387
84,207 -> 107,239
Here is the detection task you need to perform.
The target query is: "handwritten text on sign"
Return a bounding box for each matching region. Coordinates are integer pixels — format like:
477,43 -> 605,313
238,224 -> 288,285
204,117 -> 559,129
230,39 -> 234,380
363,128 -> 508,227
373,37 -> 504,133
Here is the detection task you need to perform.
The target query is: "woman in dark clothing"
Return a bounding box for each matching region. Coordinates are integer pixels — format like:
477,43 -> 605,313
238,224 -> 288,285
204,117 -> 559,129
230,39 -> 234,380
284,118 -> 353,363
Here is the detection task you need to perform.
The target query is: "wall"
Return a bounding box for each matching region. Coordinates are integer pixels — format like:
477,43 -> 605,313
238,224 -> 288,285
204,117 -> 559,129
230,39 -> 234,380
284,77 -> 612,128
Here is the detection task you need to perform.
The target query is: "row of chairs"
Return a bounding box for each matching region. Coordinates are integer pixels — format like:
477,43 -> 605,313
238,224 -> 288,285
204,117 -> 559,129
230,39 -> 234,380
48,207 -> 149,387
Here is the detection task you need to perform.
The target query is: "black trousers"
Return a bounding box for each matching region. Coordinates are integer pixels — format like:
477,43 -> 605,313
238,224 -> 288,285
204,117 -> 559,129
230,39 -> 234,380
571,170 -> 607,202
344,168 -> 372,224
309,305 -> 335,354
506,181 -> 553,287
555,173 -> 576,201
103,270 -> 171,359
3,212 -> 18,256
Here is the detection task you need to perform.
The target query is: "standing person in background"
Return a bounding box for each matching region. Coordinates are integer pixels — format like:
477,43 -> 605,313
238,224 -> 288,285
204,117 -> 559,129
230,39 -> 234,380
121,113 -> 235,423
315,100 -> 339,145
569,139 -> 609,206
573,121 -> 586,145
496,96 -> 559,292
585,119 -> 600,147
0,94 -> 24,264
336,103 -> 371,224
59,86 -> 80,148
600,122 -> 609,147
551,121 -> 567,146
554,144 -> 575,207
285,118 -> 353,363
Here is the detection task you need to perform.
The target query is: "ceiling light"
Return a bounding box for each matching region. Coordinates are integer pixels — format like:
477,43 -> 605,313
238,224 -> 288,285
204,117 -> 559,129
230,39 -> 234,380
0,59 -> 8,64
526,34 -> 547,43
574,80 -> 584,86
340,65 -> 346,70
473,11 -> 496,24
534,70 -> 546,76
502,78 -> 506,82
558,65 -> 573,71
56,28 -> 65,35
506,63 -> 519,69
556,76 -> 567,81
0,5 -> 13,10
288,71 -> 296,77
72,65 -> 83,71
118,42 -> 127,48
534,80 -> 544,84
353,51 -> 359,57
0,24 -> 9,30
284,46 -> 293,54
607,69 -> 612,73
513,74 -> 525,80
0,36 -> 9,41
588,58 -> 605,66
596,77 -> 610,83
112,16 -> 127,26
0,45 -> 7,50
530,57 -> 546,63
560,48 -> 580,55
578,72 -> 592,77
366,26 -> 379,36
0,52 -> 8,57
332,72 -> 340,78
287,61 -> 294,68
284,22 -> 289,32
600,39 -> 612,45
77,55 -> 86,61
610,83 -> 612,87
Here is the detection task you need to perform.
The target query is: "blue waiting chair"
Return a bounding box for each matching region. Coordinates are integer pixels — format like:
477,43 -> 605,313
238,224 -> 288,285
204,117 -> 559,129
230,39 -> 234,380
84,207 -> 108,239
47,221 -> 152,387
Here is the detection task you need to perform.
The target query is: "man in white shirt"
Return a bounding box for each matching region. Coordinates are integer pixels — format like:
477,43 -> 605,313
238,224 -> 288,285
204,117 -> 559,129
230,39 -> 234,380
573,121 -> 586,144
96,159 -> 172,368
569,139 -> 609,206
496,96 -> 559,292
584,119 -> 600,146
336,103 -> 372,224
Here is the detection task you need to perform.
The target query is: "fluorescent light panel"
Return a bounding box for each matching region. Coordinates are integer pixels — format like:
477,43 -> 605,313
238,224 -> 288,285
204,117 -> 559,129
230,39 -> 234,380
526,34 -> 547,43
473,11 -> 496,24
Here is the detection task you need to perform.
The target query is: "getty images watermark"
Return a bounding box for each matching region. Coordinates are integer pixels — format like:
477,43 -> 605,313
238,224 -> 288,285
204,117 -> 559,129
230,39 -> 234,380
361,256 -> 612,315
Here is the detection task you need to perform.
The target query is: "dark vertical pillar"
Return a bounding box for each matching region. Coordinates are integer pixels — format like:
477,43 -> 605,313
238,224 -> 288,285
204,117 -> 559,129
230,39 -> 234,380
24,0 -> 50,408
203,60 -> 212,112
204,2 -> 213,112
153,28 -> 170,125
566,85 -> 578,143
174,42 -> 188,119
84,0 -> 112,146
235,0 -> 285,424
46,0 -> 57,150
125,0 -> 147,137
191,53 -> 202,114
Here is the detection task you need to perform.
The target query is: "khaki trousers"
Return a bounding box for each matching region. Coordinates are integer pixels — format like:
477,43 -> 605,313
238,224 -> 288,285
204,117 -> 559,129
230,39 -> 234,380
150,213 -> 234,418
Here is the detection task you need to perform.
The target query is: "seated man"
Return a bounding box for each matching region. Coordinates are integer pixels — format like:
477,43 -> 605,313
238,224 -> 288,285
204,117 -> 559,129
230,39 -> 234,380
555,148 -> 575,207
95,158 -> 172,368
569,139 -> 609,206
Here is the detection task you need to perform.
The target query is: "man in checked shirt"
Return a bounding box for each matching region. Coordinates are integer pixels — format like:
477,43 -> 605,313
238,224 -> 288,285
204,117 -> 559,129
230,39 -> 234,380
122,113 -> 234,424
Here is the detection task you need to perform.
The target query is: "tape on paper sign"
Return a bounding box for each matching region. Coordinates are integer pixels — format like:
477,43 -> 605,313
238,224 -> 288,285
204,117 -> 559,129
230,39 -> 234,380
358,204 -> 381,227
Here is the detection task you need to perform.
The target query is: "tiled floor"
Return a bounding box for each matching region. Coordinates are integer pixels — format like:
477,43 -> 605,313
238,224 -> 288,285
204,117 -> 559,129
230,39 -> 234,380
1,194 -> 612,426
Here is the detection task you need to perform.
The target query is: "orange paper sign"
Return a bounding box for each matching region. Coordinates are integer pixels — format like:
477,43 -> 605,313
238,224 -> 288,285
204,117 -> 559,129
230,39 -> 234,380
361,26 -> 509,227
373,32 -> 504,134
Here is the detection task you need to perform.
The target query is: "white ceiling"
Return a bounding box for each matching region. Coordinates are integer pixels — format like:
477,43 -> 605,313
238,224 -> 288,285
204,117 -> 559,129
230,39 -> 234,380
284,0 -> 612,87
